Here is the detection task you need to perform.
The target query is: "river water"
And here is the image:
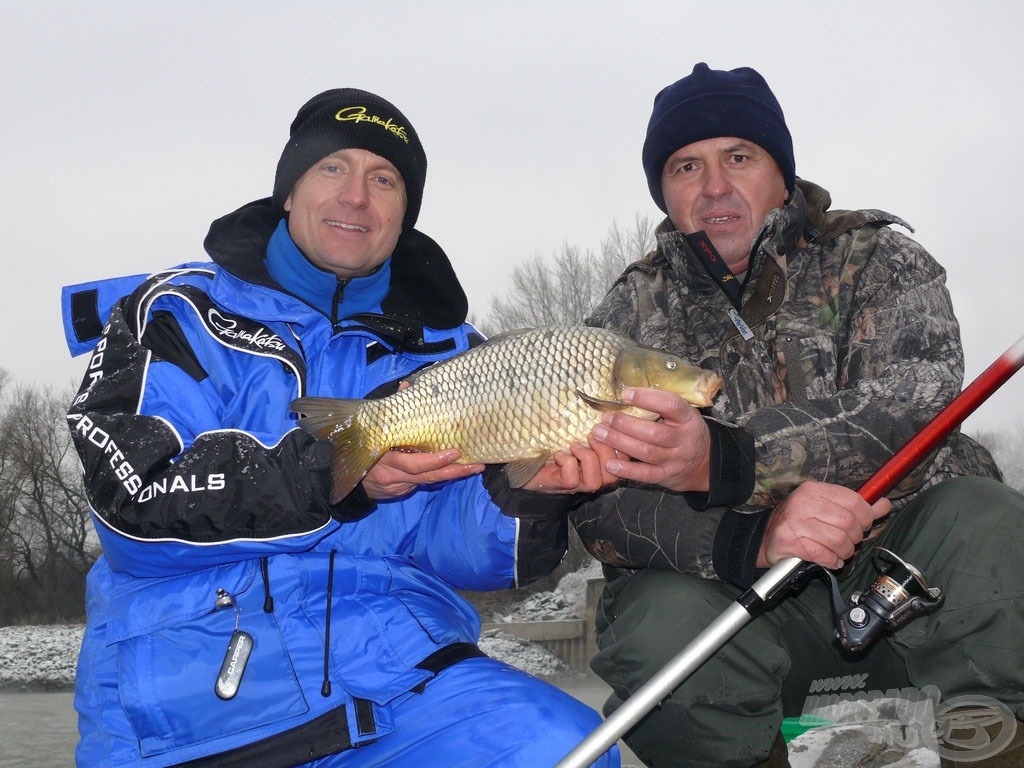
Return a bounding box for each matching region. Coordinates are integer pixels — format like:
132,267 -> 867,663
0,692 -> 76,767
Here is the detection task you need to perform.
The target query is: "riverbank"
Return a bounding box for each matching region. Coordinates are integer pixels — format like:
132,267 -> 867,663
0,624 -> 80,692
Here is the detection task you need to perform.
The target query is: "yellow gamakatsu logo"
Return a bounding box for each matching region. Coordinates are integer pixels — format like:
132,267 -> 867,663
335,106 -> 410,144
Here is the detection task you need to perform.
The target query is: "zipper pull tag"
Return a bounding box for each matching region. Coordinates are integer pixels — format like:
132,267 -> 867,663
215,608 -> 253,700
728,308 -> 755,341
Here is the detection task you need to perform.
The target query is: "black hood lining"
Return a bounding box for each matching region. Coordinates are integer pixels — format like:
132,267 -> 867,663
202,198 -> 468,332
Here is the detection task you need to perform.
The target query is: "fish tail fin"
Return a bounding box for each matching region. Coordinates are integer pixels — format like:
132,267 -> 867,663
289,396 -> 382,504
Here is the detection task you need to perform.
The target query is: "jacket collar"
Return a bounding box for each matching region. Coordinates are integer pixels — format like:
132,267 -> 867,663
799,178 -> 914,243
647,182 -> 801,334
644,179 -> 914,339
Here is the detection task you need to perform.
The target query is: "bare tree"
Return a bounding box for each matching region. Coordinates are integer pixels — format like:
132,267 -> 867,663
484,214 -> 655,334
600,213 -> 659,281
0,383 -> 94,623
0,370 -> 18,616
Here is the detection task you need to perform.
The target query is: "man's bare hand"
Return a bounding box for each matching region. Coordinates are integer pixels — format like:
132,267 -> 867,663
590,387 -> 712,493
520,437 -> 621,494
757,480 -> 893,569
362,449 -> 484,500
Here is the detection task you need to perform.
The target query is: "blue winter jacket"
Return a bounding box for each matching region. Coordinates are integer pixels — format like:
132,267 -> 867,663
62,200 -> 569,767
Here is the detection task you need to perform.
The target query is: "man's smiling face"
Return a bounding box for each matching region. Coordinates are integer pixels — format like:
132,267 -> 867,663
284,148 -> 407,279
661,136 -> 788,273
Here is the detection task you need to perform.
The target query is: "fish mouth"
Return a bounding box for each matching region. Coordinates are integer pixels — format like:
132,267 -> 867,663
691,372 -> 724,407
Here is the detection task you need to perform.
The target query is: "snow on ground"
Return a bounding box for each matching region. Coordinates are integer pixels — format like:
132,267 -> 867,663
0,623 -> 574,692
478,632 -> 569,679
480,560 -> 601,679
491,560 -> 600,625
0,624 -> 82,691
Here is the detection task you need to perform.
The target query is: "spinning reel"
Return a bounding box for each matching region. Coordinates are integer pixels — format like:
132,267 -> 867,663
812,547 -> 945,652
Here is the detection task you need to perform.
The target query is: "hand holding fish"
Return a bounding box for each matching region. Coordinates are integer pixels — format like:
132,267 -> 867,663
363,449 -> 486,500
364,439 -> 618,499
519,438 -> 622,494
591,386 -> 713,493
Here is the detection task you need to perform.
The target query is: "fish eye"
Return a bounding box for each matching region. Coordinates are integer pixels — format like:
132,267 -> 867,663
665,360 -> 678,371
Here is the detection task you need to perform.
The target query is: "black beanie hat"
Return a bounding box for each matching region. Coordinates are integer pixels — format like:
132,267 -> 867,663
641,63 -> 795,213
272,88 -> 427,230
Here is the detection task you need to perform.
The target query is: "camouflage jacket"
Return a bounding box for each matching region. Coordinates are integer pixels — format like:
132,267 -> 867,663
571,179 -> 1001,586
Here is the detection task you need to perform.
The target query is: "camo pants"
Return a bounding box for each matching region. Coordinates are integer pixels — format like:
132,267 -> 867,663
591,476 -> 1024,768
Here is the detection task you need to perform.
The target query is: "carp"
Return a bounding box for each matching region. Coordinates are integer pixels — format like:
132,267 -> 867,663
290,326 -> 722,503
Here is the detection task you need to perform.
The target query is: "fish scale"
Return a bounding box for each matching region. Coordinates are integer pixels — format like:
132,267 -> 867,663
362,328 -> 625,462
291,326 -> 722,503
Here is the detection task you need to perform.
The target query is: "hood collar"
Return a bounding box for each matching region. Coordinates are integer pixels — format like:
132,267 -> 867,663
203,198 -> 469,332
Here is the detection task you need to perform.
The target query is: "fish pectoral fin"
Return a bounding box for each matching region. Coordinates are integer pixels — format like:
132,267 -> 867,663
504,455 -> 550,488
576,389 -> 627,412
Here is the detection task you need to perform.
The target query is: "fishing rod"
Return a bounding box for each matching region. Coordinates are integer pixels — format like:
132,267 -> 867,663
557,333 -> 1024,768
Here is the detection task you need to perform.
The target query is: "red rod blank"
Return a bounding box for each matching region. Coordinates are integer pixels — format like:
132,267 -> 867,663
858,335 -> 1024,504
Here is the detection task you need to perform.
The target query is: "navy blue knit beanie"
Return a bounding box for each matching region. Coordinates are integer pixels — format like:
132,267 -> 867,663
272,88 -> 427,230
642,63 -> 795,212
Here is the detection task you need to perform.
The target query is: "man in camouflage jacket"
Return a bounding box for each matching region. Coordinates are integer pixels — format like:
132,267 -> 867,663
570,63 -> 1024,767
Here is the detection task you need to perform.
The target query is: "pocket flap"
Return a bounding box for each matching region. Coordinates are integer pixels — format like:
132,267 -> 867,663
105,560 -> 258,644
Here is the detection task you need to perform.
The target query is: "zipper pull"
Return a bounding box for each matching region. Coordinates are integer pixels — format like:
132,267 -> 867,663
728,308 -> 755,341
215,605 -> 253,701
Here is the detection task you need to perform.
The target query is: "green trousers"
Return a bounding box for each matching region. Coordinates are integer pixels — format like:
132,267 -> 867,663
591,477 -> 1024,768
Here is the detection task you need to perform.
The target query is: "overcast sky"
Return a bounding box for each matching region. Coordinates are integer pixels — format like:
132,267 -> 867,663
4,1 -> 1023,434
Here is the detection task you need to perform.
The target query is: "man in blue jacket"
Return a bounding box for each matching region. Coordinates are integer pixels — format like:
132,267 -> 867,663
63,88 -> 619,767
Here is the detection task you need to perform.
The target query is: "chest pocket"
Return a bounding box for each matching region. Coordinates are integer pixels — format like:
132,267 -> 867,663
776,325 -> 839,403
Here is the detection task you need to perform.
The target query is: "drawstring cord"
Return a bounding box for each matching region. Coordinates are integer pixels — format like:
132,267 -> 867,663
259,554 -> 334,697
261,557 -> 274,613
322,550 -> 336,697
